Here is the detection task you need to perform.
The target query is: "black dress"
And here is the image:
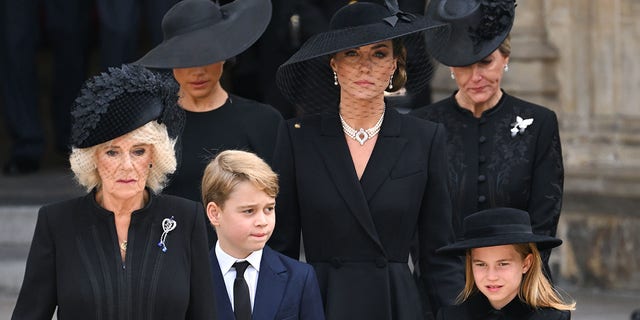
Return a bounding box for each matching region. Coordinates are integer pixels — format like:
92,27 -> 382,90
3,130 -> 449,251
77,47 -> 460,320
411,92 -> 563,274
269,108 -> 464,319
436,293 -> 571,320
162,94 -> 283,246
12,191 -> 216,320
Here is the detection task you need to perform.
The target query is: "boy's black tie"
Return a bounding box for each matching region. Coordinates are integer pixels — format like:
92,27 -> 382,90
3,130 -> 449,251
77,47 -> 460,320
233,261 -> 251,320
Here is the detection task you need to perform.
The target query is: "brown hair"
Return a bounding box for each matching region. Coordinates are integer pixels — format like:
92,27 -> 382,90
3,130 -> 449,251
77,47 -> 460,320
387,37 -> 407,92
201,150 -> 279,208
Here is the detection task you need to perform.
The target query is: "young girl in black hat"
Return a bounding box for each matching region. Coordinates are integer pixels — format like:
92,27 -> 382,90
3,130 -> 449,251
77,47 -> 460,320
270,1 -> 463,319
436,207 -> 575,319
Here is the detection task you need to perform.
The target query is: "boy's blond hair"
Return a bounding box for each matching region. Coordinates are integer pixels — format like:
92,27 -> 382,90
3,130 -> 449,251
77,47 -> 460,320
201,150 -> 279,208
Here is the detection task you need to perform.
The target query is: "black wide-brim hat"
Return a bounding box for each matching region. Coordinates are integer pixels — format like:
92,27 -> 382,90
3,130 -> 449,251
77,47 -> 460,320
437,207 -> 562,256
134,0 -> 272,68
276,1 -> 449,115
425,0 -> 515,67
70,65 -> 183,148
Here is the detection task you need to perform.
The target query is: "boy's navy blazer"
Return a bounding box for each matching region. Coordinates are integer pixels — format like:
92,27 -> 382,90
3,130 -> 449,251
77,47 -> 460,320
209,245 -> 325,320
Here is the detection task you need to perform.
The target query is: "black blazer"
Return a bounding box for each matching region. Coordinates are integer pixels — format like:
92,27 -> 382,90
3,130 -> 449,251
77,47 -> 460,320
436,293 -> 571,320
269,108 -> 463,319
12,191 -> 216,320
411,92 -> 563,275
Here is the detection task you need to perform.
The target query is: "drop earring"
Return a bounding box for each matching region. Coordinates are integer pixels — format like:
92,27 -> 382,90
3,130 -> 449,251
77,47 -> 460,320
388,74 -> 394,89
504,64 -> 509,72
450,71 -> 455,80
333,71 -> 338,86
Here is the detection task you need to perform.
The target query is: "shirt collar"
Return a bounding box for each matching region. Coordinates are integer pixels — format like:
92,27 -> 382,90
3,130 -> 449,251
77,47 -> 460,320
215,241 -> 263,274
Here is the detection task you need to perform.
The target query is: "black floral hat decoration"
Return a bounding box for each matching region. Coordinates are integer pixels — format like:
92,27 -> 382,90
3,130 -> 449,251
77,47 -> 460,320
276,0 -> 449,115
71,64 -> 183,148
437,207 -> 562,256
425,0 -> 516,67
134,0 -> 272,68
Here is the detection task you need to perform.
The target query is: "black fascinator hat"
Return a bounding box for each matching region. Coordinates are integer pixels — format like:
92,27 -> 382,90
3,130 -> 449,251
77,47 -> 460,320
437,208 -> 562,256
276,1 -> 449,115
71,64 -> 183,148
134,0 -> 272,68
425,0 -> 516,67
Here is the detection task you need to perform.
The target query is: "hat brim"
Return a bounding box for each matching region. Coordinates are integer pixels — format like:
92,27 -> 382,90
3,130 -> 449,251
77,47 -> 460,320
276,18 -> 449,114
436,234 -> 563,256
425,0 -> 514,67
133,0 -> 272,69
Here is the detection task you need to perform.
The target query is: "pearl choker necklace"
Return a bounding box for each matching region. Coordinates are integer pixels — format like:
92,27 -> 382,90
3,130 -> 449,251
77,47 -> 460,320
340,108 -> 385,145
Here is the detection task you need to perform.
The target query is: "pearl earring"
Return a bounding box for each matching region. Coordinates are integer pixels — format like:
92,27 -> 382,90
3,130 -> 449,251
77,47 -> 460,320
450,71 -> 455,80
388,74 -> 394,89
504,64 -> 509,72
333,71 -> 338,86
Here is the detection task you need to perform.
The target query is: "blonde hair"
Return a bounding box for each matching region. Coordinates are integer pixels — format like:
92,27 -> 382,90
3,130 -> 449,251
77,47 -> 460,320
201,150 -> 279,208
498,34 -> 511,57
457,243 -> 575,311
69,121 -> 177,193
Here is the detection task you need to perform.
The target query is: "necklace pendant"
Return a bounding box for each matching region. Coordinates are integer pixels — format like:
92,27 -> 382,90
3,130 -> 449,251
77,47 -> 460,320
355,128 -> 369,145
120,241 -> 127,251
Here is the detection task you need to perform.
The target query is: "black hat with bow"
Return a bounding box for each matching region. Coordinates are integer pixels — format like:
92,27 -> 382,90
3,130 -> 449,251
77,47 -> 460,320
276,1 -> 449,114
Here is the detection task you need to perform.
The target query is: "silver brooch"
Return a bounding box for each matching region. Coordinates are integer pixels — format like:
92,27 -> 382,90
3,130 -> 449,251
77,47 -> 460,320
511,116 -> 533,137
157,216 -> 177,253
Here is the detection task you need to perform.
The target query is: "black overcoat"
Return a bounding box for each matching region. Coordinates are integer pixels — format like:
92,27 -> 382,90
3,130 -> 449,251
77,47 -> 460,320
436,293 -> 571,320
411,92 -> 563,273
11,191 -> 216,320
269,108 -> 464,319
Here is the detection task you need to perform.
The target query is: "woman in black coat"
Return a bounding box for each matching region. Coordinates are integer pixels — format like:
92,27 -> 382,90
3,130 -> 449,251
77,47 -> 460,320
436,208 -> 575,320
411,0 -> 563,279
269,2 -> 463,319
11,65 -> 216,320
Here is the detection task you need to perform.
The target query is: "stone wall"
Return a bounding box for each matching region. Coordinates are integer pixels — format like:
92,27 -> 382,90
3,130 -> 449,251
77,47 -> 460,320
430,0 -> 640,290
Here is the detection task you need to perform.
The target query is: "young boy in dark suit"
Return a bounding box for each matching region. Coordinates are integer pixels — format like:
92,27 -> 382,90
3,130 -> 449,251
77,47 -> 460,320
201,150 -> 325,320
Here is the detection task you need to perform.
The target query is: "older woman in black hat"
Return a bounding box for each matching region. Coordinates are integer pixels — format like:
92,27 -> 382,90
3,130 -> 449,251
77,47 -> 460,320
11,65 -> 216,320
269,2 -> 464,319
134,0 -> 283,247
436,208 -> 575,319
411,0 -> 564,281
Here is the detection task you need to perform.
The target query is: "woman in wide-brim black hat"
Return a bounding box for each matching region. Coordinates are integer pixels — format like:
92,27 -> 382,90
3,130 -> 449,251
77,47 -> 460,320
269,1 -> 464,319
411,0 -> 565,282
134,0 -> 283,247
435,207 -> 575,320
12,65 -> 217,319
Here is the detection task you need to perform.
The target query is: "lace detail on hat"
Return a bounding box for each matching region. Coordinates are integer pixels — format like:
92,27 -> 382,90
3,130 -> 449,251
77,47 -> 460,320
468,0 -> 515,53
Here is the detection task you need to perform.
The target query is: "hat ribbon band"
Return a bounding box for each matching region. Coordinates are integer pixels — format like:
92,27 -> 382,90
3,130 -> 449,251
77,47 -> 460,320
383,0 -> 415,26
464,224 -> 532,239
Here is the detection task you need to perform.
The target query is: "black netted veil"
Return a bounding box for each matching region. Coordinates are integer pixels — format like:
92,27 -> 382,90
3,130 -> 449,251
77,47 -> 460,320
70,64 -> 184,148
275,2 -> 450,115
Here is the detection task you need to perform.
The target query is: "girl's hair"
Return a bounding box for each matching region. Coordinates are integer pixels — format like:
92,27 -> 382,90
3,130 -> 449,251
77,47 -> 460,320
69,121 -> 177,193
457,243 -> 576,311
201,150 -> 279,208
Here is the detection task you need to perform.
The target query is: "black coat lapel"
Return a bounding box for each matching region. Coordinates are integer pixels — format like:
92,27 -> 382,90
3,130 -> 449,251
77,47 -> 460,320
360,108 -> 407,202
315,113 -> 385,253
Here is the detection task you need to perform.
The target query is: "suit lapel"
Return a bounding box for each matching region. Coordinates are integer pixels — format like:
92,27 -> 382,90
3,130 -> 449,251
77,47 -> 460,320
253,247 -> 288,320
209,250 -> 235,319
315,113 -> 385,253
360,109 -> 407,202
